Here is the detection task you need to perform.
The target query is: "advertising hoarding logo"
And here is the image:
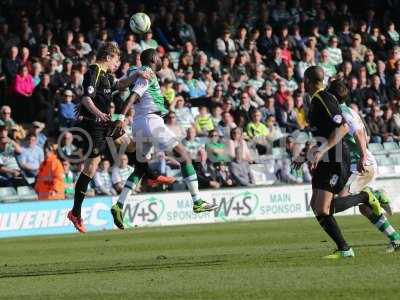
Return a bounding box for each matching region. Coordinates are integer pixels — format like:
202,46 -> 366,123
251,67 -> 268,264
213,191 -> 260,221
123,196 -> 165,226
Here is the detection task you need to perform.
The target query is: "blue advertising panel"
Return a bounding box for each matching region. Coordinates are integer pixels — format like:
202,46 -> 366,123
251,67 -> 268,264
0,197 -> 114,238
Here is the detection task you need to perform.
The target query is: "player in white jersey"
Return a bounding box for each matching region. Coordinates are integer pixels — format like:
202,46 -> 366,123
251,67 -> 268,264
328,80 -> 400,252
109,49 -> 217,229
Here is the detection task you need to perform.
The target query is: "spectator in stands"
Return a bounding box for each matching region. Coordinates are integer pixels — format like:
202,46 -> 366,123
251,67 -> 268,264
217,111 -> 237,137
94,160 -> 116,196
326,36 -> 343,66
215,162 -> 234,187
382,105 -> 400,142
170,96 -> 194,130
58,89 -> 76,128
182,67 -> 207,99
318,49 -> 337,82
195,106 -> 214,136
228,127 -> 251,162
365,49 -> 377,76
363,74 -> 388,106
366,105 -> 386,143
194,148 -> 220,189
0,105 -> 15,129
0,125 -> 24,187
166,111 -> 185,141
246,109 -> 270,155
215,27 -> 236,59
205,129 -> 229,163
112,154 -> 134,194
59,131 -> 78,160
1,46 -> 20,83
387,74 -> 400,101
229,147 -> 255,187
34,143 -> 65,200
276,96 -> 299,133
158,56 -> 176,82
28,121 -> 47,148
140,30 -> 158,51
183,126 -> 203,161
281,136 -> 312,184
18,133 -> 44,178
62,160 -> 74,199
11,65 -> 35,122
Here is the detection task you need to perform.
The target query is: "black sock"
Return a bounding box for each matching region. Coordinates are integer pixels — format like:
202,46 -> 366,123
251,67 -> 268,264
332,192 -> 368,213
316,215 -> 349,251
72,173 -> 92,218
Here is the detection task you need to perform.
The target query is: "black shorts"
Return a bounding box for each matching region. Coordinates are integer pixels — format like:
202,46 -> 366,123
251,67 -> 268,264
76,120 -> 109,158
311,147 -> 351,194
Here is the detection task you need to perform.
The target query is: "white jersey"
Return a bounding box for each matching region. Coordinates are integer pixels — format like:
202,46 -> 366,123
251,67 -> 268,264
128,66 -> 168,118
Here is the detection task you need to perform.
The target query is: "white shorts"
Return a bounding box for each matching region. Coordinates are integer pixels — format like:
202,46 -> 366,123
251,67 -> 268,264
346,157 -> 378,194
132,114 -> 179,159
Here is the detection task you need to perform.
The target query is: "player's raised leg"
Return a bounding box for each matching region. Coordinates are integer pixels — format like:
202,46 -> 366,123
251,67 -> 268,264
173,144 -> 217,213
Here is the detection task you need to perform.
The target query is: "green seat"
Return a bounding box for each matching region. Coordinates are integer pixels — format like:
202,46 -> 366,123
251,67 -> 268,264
383,142 -> 400,153
368,143 -> 385,155
17,186 -> 38,201
0,187 -> 19,203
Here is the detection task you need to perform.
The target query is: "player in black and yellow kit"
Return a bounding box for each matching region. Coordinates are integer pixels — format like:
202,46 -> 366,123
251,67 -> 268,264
67,42 -> 141,232
298,66 -> 383,258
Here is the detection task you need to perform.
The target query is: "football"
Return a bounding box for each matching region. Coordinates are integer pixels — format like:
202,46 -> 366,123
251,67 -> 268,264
129,12 -> 151,34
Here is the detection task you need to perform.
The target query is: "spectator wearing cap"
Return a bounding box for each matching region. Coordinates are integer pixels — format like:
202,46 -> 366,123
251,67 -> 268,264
0,125 -> 24,188
215,27 -> 236,59
29,121 -> 47,148
1,46 -> 20,83
52,58 -> 73,91
326,36 -> 343,66
157,56 -> 176,83
183,126 -> 203,161
182,67 -> 207,99
18,133 -> 44,178
58,89 -> 76,128
140,30 -> 158,51
0,105 -> 15,130
35,142 -> 65,200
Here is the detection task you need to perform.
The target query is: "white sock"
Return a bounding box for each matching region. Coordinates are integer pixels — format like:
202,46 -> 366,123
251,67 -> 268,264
117,180 -> 135,206
183,174 -> 200,203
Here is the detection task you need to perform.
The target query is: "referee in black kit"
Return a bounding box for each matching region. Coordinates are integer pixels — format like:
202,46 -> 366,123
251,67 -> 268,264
67,42 -> 147,233
299,66 -> 382,259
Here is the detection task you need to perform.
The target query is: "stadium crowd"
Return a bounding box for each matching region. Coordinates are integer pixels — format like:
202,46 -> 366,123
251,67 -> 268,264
0,0 -> 400,200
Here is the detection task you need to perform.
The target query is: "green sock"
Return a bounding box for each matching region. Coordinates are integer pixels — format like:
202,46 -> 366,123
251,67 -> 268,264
181,163 -> 200,203
371,214 -> 400,242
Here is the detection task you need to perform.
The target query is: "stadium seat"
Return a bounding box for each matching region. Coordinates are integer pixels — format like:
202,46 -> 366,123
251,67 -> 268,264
383,142 -> 400,153
197,136 -> 209,145
389,154 -> 400,175
368,143 -> 385,155
272,147 -> 288,160
0,187 -> 19,203
375,155 -> 395,177
292,130 -> 310,143
17,186 -> 38,201
249,164 -> 276,185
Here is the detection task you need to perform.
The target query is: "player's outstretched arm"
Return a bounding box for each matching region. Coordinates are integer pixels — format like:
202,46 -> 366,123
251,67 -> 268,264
115,69 -> 153,90
110,92 -> 140,137
354,128 -> 369,173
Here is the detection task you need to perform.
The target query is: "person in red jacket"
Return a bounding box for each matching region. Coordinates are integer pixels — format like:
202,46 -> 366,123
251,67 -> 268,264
35,142 -> 65,200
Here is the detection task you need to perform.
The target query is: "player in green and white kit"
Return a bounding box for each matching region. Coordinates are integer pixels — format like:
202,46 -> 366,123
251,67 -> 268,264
110,49 -> 217,229
328,80 -> 400,252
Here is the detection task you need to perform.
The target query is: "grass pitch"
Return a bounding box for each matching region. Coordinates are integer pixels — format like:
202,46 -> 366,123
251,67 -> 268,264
0,215 -> 400,300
